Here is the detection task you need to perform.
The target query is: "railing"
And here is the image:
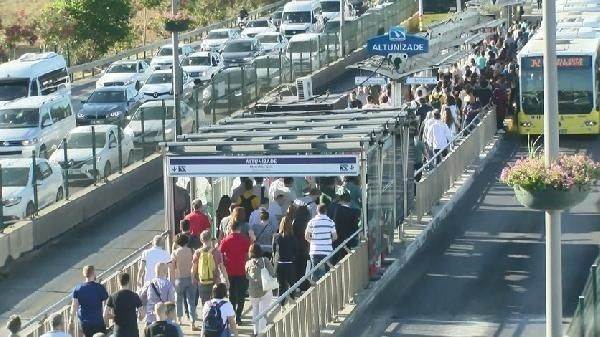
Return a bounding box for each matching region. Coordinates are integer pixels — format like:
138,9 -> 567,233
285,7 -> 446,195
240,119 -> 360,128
567,256 -> 600,337
20,231 -> 168,337
413,105 -> 497,220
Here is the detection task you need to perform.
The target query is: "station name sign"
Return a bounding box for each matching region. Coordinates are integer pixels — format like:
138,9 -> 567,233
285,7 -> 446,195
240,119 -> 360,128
523,55 -> 592,69
367,26 -> 429,57
167,154 -> 360,177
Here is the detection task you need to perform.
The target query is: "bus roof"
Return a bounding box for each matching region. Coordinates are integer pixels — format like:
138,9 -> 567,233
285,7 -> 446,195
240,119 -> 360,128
0,53 -> 67,80
518,38 -> 600,58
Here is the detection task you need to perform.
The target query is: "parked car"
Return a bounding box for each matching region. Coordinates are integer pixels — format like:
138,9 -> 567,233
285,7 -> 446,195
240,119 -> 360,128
256,32 -> 288,54
96,60 -> 150,90
77,86 -> 141,126
1,158 -> 64,222
150,44 -> 194,70
0,94 -> 74,158
139,69 -> 195,102
125,100 -> 200,144
253,54 -> 292,92
49,124 -> 134,181
241,18 -> 278,38
181,52 -> 223,83
221,38 -> 263,68
201,28 -> 241,52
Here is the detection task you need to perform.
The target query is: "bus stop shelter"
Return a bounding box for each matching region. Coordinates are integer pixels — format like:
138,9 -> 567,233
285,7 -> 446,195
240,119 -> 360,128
162,107 -> 414,275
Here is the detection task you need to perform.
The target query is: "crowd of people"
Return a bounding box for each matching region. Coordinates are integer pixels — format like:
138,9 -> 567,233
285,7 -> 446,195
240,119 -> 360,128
5,177 -> 361,337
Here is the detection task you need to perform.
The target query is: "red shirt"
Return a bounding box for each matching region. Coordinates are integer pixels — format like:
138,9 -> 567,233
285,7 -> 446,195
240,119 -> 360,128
219,232 -> 251,277
184,211 -> 211,236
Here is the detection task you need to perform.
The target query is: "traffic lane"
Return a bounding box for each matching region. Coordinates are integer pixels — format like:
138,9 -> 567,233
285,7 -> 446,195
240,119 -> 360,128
343,135 -> 600,337
0,184 -> 164,325
71,76 -> 99,112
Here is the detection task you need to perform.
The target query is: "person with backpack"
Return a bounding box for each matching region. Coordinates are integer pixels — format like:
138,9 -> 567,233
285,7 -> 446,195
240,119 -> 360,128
144,303 -> 179,337
193,229 -> 229,325
202,283 -> 239,337
246,244 -> 277,335
249,210 -> 277,259
235,179 -> 260,223
139,263 -> 176,325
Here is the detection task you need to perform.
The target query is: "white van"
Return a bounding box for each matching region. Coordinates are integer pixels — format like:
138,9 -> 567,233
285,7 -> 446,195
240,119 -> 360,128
0,94 -> 75,158
0,52 -> 70,104
280,0 -> 324,39
320,0 -> 356,21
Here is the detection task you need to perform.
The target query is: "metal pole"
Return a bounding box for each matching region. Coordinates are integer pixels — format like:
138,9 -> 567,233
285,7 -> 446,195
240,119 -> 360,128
194,89 -> 200,132
0,164 -> 3,224
91,126 -> 97,184
62,138 -> 69,199
580,296 -> 586,337
172,0 -> 182,136
163,148 -> 175,252
542,0 -> 562,334
402,125 -> 409,240
162,99 -> 167,142
592,264 -> 598,337
141,109 -> 146,161
117,127 -> 123,174
340,0 -> 345,57
360,144 -> 368,239
31,151 -> 38,215
456,0 -> 462,12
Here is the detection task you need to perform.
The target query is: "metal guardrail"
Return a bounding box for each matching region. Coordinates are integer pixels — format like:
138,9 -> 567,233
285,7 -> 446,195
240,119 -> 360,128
413,105 -> 497,220
567,256 -> 600,337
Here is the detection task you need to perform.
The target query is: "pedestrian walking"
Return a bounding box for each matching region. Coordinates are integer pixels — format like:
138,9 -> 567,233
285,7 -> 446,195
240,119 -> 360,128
68,265 -> 109,337
139,263 -> 176,325
143,303 -> 179,337
305,204 -> 337,282
219,220 -> 252,324
171,234 -> 196,326
246,244 -> 276,335
193,229 -> 228,321
179,219 -> 201,250
185,199 -> 211,237
40,314 -> 71,337
165,302 -> 184,337
201,283 -> 239,337
426,110 -> 452,164
235,178 -> 260,222
292,205 -> 311,290
249,209 -> 277,259
139,235 -> 171,287
273,213 -> 298,303
331,192 -> 361,264
6,315 -> 21,337
104,272 -> 143,337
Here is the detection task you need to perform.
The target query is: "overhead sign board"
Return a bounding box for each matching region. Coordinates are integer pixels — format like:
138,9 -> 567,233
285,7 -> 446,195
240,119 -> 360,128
167,155 -> 360,177
405,76 -> 438,85
355,76 -> 388,86
367,27 -> 429,57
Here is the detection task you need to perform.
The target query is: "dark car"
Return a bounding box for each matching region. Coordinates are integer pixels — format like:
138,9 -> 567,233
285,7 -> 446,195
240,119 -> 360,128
77,86 -> 141,126
221,38 -> 263,68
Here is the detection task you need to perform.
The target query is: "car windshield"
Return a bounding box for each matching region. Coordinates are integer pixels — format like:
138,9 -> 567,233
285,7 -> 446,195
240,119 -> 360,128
183,56 -> 211,66
146,73 -> 173,84
208,31 -> 229,39
157,47 -> 183,56
248,20 -> 269,27
288,39 -> 318,53
321,1 -> 340,12
88,90 -> 125,103
107,63 -> 137,73
65,132 -> 106,149
283,11 -> 311,23
0,108 -> 39,129
224,41 -> 253,52
0,79 -> 29,101
1,167 -> 29,187
257,35 -> 280,44
133,106 -> 175,121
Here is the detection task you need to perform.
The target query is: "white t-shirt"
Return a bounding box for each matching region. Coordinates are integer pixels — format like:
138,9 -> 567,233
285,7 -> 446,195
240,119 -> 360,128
41,332 -> 71,337
203,299 -> 236,325
142,246 -> 172,284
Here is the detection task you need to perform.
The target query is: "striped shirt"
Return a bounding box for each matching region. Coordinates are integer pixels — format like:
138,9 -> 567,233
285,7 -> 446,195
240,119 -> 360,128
306,214 -> 336,256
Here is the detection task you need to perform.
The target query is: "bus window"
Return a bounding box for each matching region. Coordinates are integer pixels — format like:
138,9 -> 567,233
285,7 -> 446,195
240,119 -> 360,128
39,68 -> 70,95
0,79 -> 29,101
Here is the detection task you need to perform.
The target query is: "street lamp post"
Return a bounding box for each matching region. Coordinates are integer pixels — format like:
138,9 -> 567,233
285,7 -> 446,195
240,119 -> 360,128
171,0 -> 183,136
542,0 -> 562,335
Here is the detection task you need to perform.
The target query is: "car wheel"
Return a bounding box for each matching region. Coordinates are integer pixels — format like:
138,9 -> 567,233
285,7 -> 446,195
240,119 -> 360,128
25,202 -> 35,217
56,187 -> 64,202
127,150 -> 134,166
103,161 -> 112,178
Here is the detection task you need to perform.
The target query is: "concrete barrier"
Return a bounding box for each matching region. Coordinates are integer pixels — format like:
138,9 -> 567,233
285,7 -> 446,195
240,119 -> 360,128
0,153 -> 162,269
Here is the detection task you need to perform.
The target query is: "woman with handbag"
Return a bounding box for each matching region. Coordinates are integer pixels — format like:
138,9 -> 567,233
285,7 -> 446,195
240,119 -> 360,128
245,243 -> 277,336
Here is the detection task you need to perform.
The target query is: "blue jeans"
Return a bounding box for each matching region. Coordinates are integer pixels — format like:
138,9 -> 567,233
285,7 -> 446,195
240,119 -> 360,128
175,277 -> 197,321
310,255 -> 329,282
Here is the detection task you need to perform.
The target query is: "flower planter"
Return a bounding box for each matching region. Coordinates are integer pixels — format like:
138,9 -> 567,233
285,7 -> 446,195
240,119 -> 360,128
164,19 -> 190,32
513,186 -> 590,211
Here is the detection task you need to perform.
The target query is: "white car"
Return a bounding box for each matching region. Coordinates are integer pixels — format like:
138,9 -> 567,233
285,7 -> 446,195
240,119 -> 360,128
241,18 -> 277,38
256,32 -> 288,54
201,28 -> 240,51
1,158 -> 64,222
150,44 -> 194,70
96,60 -> 150,90
181,52 -> 223,83
49,125 -> 135,181
139,70 -> 195,102
125,100 -> 200,143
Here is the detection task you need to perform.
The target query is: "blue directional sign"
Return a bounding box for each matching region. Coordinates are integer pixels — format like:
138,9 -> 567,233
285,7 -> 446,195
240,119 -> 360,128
367,27 -> 429,57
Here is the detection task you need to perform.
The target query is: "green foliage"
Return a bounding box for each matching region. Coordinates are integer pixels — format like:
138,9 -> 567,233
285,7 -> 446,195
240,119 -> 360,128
140,0 -> 164,8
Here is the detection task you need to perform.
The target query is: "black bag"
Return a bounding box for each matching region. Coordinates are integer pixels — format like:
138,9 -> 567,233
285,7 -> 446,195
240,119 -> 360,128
203,301 -> 227,337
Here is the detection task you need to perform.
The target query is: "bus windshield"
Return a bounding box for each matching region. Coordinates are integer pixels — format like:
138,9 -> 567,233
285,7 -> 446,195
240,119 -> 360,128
283,11 -> 312,24
0,79 -> 29,101
521,56 -> 594,115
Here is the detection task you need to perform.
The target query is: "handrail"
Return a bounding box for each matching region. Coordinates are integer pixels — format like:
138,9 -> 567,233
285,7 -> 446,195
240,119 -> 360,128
253,226 -> 363,323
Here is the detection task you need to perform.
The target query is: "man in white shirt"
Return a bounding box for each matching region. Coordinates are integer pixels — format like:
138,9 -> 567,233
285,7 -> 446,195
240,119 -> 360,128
426,110 -> 452,164
138,235 -> 172,286
41,313 -> 71,337
305,204 -> 337,282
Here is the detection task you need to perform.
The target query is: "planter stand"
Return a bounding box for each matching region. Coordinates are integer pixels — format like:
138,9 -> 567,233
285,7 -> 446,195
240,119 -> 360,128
165,20 -> 190,33
513,186 -> 590,211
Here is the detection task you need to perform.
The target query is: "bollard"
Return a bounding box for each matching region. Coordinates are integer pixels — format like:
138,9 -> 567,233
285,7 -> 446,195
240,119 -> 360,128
309,50 -> 313,72
141,108 -> 146,161
62,138 -> 69,200
289,51 -> 294,81
91,126 -> 97,184
581,296 -> 586,337
326,35 -> 331,65
266,55 -> 271,91
300,52 -> 304,75
194,88 -> 200,133
117,127 -> 123,173
31,151 -> 38,216
0,164 -> 3,225
162,99 -> 167,142
240,66 -> 246,109
254,65 -> 258,99
227,72 -> 232,114
593,264 -> 598,337
278,53 -> 283,86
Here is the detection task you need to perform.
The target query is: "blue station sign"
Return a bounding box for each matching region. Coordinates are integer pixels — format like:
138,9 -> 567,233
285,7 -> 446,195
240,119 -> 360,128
367,26 -> 429,57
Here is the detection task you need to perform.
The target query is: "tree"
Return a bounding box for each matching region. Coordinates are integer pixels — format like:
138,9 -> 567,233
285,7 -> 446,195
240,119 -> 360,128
1,11 -> 39,59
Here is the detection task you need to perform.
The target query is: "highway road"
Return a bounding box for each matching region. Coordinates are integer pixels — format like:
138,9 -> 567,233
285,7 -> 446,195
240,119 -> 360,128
341,135 -> 600,337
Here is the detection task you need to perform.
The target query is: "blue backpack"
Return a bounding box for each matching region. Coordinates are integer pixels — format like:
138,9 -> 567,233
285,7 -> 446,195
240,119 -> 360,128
203,301 -> 227,337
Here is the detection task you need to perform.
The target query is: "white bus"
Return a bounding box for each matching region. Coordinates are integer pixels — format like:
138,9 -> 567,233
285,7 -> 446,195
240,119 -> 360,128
0,52 -> 70,104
